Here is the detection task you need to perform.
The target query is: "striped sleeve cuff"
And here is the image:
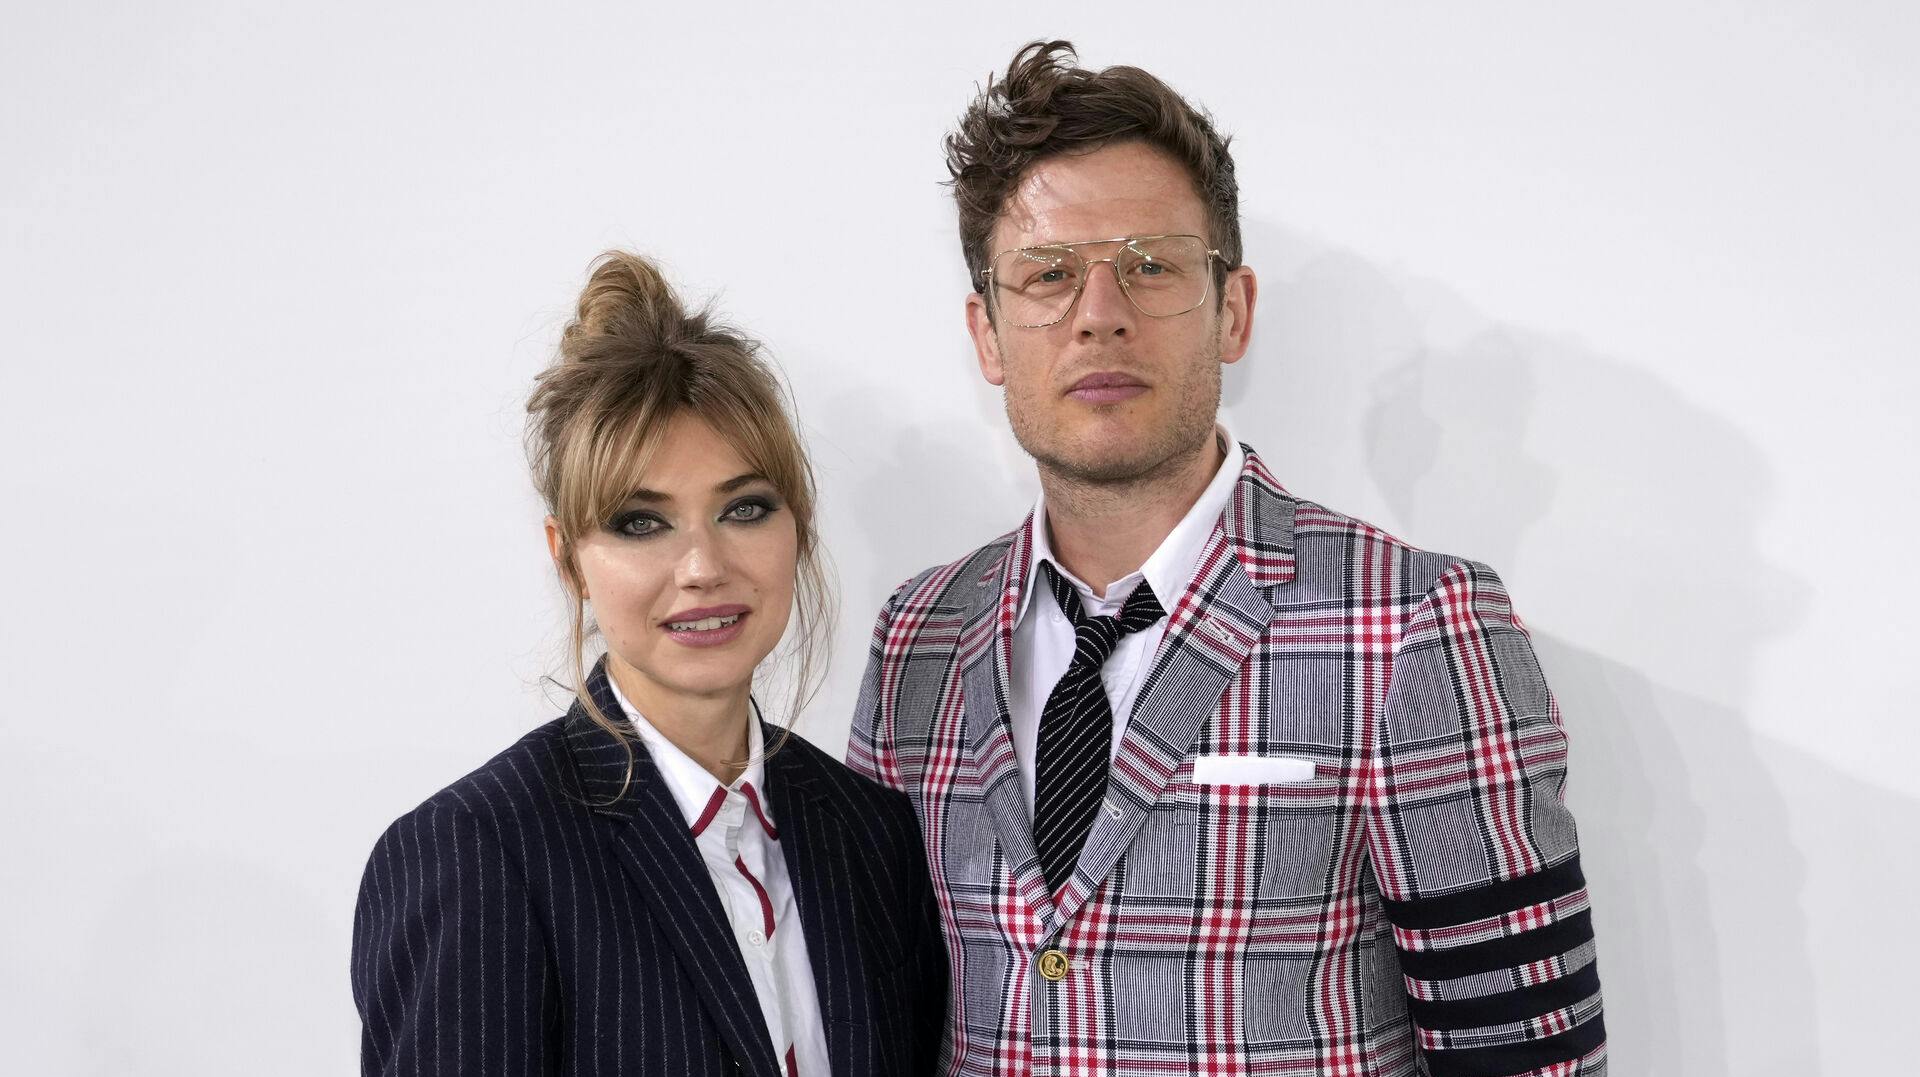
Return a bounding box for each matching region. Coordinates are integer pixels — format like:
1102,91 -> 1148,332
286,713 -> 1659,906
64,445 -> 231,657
1383,857 -> 1607,1076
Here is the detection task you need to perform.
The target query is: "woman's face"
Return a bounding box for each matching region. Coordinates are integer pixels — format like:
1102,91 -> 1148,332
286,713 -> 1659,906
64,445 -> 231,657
551,413 -> 798,719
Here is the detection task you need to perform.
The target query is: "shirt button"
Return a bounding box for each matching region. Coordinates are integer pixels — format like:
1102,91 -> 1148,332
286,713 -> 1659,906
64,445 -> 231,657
747,929 -> 767,947
1038,948 -> 1070,982
1104,800 -> 1124,819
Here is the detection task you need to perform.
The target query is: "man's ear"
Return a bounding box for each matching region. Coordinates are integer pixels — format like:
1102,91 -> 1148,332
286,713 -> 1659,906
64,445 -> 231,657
544,515 -> 587,600
965,291 -> 1007,386
1216,265 -> 1258,365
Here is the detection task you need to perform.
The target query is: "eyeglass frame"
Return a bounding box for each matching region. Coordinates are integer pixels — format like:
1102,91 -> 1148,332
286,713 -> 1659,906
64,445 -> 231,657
979,233 -> 1228,329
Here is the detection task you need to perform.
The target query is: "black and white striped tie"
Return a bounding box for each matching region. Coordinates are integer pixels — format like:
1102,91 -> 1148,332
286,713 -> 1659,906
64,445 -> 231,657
1032,561 -> 1166,894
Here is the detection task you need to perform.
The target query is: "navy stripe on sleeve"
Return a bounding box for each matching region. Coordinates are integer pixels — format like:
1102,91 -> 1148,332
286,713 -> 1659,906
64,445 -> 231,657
1406,961 -> 1602,1031
1393,910 -> 1595,982
1382,856 -> 1586,931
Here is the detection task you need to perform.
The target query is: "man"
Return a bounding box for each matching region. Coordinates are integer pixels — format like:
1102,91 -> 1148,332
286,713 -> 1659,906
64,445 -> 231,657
850,40 -> 1606,1077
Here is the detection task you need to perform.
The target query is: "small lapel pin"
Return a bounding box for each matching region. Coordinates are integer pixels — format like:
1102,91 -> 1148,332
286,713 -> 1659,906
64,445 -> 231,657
1199,615 -> 1238,643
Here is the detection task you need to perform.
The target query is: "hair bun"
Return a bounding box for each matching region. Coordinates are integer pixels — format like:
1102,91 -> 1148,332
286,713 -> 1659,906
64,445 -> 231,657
562,250 -> 696,358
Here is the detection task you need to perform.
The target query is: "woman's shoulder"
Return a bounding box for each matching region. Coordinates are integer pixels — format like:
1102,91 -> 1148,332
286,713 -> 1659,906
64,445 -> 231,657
372,716 -> 590,852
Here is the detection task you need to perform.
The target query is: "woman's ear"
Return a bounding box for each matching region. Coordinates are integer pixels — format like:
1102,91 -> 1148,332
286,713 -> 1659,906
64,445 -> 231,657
544,515 -> 588,600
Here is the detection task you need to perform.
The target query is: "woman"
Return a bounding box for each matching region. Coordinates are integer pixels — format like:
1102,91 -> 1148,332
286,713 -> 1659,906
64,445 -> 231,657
350,252 -> 947,1076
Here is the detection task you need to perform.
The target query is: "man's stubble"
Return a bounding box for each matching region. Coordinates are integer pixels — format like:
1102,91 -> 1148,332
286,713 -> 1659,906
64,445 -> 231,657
1000,329 -> 1225,505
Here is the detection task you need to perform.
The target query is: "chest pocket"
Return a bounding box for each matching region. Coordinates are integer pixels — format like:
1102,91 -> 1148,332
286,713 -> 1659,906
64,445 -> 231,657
1122,766 -> 1345,901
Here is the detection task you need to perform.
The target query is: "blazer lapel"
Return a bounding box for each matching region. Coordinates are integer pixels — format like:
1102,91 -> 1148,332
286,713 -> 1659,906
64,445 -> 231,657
1055,452 -> 1298,923
764,736 -> 876,1077
958,520 -> 1059,932
567,666 -> 785,1077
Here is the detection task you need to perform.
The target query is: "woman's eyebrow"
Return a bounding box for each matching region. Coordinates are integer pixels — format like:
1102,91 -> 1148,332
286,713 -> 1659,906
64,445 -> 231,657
620,474 -> 766,504
715,473 -> 770,494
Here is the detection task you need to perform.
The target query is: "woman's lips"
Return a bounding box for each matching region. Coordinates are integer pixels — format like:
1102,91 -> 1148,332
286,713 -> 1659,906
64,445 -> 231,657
661,607 -> 751,648
1067,372 -> 1148,404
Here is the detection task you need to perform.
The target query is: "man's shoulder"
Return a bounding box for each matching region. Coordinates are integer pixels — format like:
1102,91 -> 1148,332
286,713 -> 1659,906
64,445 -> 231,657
1286,494 -> 1425,556
883,526 -> 1022,616
1274,490 -> 1497,597
1231,442 -> 1467,581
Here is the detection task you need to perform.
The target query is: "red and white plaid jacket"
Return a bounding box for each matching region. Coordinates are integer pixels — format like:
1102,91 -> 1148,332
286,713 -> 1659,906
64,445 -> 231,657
848,446 -> 1606,1077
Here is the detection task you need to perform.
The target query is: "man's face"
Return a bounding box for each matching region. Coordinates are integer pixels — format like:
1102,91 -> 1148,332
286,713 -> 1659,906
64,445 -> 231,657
965,140 -> 1256,486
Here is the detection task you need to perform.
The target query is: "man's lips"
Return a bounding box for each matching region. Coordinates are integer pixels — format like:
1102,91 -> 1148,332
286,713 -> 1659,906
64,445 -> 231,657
1066,371 -> 1149,404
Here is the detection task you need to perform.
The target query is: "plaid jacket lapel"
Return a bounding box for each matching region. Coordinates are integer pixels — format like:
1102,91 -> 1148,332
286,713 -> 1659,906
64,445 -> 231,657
957,517 -> 1061,932
1055,448 -> 1300,922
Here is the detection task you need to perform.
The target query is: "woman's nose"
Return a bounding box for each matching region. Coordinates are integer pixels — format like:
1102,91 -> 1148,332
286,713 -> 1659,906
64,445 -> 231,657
676,531 -> 729,589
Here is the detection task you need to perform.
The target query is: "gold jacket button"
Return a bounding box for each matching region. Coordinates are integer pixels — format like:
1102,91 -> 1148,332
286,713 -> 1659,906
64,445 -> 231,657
1038,949 -> 1070,982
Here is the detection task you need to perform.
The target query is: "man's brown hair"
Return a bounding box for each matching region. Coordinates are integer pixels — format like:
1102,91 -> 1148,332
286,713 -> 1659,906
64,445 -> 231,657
945,40 -> 1241,301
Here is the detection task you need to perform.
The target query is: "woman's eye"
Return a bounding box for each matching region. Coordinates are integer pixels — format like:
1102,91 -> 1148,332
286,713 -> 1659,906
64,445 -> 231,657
610,512 -> 665,537
721,495 -> 779,526
724,498 -> 774,523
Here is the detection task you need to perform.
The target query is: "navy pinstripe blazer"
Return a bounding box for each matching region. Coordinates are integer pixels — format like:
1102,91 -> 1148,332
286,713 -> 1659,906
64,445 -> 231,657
351,665 -> 948,1076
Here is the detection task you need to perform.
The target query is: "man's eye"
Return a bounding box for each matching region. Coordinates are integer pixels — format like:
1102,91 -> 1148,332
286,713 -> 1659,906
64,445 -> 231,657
1135,261 -> 1166,276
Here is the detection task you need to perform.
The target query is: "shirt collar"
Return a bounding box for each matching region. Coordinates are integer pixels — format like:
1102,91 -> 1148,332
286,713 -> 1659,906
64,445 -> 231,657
605,673 -> 773,835
1018,418 -> 1245,624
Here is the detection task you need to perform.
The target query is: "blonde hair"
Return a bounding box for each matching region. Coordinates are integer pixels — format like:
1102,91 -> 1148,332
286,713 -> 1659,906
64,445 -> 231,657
526,251 -> 834,799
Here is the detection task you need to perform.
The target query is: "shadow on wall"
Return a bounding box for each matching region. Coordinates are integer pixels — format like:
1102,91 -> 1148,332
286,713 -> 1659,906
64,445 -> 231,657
807,344 -> 1037,651
797,359 -> 1032,745
1230,220 -> 1817,1075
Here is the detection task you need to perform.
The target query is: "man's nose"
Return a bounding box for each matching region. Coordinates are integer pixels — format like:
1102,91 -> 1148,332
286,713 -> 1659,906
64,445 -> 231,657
1073,259 -> 1135,340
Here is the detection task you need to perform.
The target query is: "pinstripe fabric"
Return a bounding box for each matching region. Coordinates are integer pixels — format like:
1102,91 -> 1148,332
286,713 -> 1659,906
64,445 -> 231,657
352,662 -> 949,1076
848,445 -> 1606,1077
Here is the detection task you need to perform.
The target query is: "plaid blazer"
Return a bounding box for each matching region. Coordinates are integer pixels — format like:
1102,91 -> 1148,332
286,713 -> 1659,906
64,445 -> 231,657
848,446 -> 1606,1077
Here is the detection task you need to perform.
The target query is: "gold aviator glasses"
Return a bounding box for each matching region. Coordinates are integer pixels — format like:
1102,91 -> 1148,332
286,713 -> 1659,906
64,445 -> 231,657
983,234 -> 1225,328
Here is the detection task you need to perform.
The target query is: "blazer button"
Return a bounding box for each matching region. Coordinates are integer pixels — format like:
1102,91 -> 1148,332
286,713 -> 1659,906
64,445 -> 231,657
1038,948 -> 1070,982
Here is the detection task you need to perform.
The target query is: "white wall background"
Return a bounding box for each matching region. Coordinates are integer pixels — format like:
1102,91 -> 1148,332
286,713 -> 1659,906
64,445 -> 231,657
4,2 -> 1915,1072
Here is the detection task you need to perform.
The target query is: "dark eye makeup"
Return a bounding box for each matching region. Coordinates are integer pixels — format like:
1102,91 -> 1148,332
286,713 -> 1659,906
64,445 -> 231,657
603,492 -> 782,539
607,509 -> 667,538
722,494 -> 779,523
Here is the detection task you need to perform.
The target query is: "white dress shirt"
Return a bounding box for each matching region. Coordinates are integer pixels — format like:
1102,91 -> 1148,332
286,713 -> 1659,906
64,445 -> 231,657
1009,421 -> 1245,816
608,679 -> 829,1077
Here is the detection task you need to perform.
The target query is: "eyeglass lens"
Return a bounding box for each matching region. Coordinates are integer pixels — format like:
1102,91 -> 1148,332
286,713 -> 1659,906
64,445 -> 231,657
990,235 -> 1211,327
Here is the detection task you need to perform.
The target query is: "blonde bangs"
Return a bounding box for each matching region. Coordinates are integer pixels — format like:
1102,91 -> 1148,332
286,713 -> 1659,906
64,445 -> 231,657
526,250 -> 834,804
550,381 -> 816,551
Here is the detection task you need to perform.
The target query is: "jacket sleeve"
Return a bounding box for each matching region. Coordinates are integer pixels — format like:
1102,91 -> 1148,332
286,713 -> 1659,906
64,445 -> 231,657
351,799 -> 553,1076
1369,561 -> 1607,1077
846,581 -> 910,792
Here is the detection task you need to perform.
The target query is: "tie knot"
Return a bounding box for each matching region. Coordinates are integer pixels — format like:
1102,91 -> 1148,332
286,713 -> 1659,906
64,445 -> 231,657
1040,561 -> 1166,669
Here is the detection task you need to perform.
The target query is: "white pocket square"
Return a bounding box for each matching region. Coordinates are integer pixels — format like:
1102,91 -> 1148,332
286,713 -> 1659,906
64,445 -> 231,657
1191,754 -> 1318,785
